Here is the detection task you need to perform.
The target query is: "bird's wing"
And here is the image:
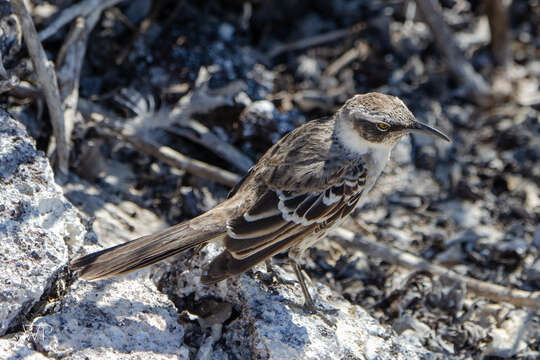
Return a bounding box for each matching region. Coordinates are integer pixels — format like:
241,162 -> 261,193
202,161 -> 366,284
224,118 -> 367,258
224,161 -> 366,260
202,119 -> 367,284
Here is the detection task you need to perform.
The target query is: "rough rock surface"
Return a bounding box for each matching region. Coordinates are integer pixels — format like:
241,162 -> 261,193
1,110 -> 435,358
62,176 -> 167,248
0,110 -> 85,336
0,337 -> 48,360
30,271 -> 189,360
160,243 -> 433,359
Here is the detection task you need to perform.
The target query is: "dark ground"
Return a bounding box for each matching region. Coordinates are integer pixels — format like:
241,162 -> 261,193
2,0 -> 539,358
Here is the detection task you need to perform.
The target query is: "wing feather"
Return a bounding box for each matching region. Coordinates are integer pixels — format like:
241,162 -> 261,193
222,124 -> 368,263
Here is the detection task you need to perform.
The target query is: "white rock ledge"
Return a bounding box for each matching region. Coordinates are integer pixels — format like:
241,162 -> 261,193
0,110 -> 435,359
0,110 -> 83,336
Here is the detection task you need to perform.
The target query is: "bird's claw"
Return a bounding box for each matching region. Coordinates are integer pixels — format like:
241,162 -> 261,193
282,299 -> 338,327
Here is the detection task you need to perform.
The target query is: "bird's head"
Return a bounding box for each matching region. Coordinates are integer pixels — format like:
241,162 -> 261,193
335,93 -> 450,150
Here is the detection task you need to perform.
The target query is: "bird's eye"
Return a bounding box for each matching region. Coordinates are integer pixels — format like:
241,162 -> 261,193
376,122 -> 390,131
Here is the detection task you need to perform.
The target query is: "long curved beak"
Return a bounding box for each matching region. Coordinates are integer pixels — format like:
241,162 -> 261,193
408,121 -> 451,142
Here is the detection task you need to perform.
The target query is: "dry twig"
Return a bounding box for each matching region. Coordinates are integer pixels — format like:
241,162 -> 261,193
56,9 -> 102,158
414,0 -> 493,106
0,75 -> 19,94
78,99 -> 241,187
484,0 -> 511,67
324,41 -> 369,77
166,120 -> 253,173
11,0 -> 68,175
267,24 -> 364,58
38,0 -> 125,42
331,227 -> 540,309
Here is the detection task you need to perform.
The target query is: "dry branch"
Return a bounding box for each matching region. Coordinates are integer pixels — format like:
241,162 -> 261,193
38,0 -> 125,42
414,0 -> 493,106
331,227 -> 540,309
267,24 -> 364,58
0,75 -> 19,94
166,120 -> 253,173
78,99 -> 241,187
484,0 -> 511,67
11,0 -> 68,175
56,12 -> 100,158
324,41 -> 369,77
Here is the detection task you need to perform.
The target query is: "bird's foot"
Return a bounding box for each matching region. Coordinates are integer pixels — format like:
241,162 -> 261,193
257,260 -> 296,286
282,299 -> 338,327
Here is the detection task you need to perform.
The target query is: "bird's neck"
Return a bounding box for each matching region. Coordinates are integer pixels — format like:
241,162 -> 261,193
335,117 -> 393,196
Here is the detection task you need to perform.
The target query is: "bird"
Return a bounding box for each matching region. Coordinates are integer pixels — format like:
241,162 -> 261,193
71,92 -> 450,313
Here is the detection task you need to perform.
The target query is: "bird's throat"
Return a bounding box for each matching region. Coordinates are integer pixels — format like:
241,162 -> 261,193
335,116 -> 392,160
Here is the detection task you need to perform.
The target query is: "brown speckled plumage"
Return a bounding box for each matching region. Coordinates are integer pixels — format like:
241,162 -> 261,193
71,93 -> 449,311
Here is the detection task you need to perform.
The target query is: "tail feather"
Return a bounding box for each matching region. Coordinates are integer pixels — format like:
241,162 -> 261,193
71,204 -> 231,280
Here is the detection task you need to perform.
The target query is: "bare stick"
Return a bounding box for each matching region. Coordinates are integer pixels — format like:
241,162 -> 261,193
0,75 -> 19,94
38,0 -> 125,42
324,42 -> 369,77
11,0 -> 68,175
331,227 -> 540,309
78,99 -> 241,187
484,0 -> 511,67
267,24 -> 364,58
414,0 -> 492,106
167,120 -> 253,173
7,84 -> 41,99
56,9 -> 103,154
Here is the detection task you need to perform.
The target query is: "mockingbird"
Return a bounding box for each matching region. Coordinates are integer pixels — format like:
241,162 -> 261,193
72,92 -> 450,313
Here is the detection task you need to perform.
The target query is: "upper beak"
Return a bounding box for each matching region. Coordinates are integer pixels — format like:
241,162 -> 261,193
408,121 -> 451,142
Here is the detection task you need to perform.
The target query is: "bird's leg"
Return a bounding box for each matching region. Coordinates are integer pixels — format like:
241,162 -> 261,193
290,258 -> 316,313
256,258 -> 296,285
287,258 -> 337,327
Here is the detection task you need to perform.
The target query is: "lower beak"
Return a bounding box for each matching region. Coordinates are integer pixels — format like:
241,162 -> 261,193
409,121 -> 451,142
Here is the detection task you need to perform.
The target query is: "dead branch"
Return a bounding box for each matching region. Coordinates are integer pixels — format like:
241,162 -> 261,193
0,75 -> 19,94
331,227 -> 540,309
38,0 -> 125,42
166,120 -> 253,173
414,0 -> 493,106
78,99 -> 241,187
171,67 -> 247,121
166,68 -> 253,173
484,0 -> 511,67
11,0 -> 69,176
267,23 -> 364,58
324,41 -> 369,77
7,83 -> 41,99
114,1 -> 167,65
56,8 -> 103,156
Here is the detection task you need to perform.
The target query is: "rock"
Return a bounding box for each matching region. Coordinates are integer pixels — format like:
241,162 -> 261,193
239,100 -> 302,147
533,225 -> 540,249
296,55 -> 321,81
0,111 -> 85,336
218,23 -> 235,42
62,176 -> 167,248
0,337 -> 48,360
160,243 -> 433,359
525,258 -> 540,285
0,111 -> 435,359
125,0 -> 152,25
434,244 -> 465,265
439,200 -> 487,228
482,310 -> 529,358
29,272 -> 189,360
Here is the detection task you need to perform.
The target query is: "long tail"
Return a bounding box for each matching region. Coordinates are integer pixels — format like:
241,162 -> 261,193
71,202 -> 234,280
